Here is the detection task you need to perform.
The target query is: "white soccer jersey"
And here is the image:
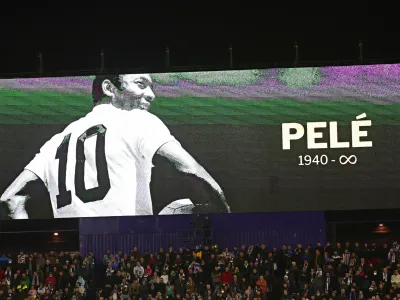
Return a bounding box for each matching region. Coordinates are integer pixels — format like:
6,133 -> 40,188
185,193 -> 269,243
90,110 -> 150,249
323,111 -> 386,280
25,104 -> 176,218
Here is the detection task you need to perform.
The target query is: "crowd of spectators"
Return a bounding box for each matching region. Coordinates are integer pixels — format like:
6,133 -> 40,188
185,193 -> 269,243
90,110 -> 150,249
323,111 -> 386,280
3,241 -> 400,300
97,241 -> 400,300
0,251 -> 94,300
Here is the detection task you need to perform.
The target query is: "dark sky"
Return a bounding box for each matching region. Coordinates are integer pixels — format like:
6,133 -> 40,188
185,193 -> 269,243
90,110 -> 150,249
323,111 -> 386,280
0,7 -> 397,76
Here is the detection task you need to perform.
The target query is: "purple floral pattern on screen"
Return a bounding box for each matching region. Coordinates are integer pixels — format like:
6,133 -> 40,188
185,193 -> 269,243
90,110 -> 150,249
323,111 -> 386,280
0,64 -> 399,102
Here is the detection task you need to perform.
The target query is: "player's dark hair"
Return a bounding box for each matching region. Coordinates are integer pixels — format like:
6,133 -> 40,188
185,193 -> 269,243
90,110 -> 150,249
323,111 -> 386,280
92,74 -> 123,104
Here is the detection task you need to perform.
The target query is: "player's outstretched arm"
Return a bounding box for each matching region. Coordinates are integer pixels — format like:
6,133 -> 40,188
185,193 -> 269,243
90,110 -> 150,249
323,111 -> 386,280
0,169 -> 39,219
155,140 -> 231,214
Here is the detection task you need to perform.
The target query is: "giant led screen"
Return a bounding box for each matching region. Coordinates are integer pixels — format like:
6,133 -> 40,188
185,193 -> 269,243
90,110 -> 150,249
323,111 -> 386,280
0,65 -> 399,219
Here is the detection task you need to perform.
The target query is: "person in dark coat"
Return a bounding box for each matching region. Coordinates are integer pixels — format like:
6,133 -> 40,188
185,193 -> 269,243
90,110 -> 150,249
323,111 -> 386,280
174,276 -> 185,297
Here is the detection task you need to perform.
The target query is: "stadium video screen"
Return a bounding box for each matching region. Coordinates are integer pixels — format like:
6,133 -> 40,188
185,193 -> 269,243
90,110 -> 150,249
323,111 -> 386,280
0,65 -> 399,219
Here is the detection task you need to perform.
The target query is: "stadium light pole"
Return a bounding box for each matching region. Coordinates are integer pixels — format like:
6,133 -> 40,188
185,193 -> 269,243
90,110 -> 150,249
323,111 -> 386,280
100,48 -> 105,74
165,46 -> 170,70
229,44 -> 233,69
358,40 -> 364,64
38,52 -> 43,76
294,41 -> 299,67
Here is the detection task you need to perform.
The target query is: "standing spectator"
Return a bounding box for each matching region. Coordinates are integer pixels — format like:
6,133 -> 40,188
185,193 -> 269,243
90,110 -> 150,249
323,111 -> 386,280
312,273 -> 324,294
129,278 -> 140,298
32,271 -> 40,288
186,277 -> 196,295
41,288 -> 53,300
36,254 -> 45,270
21,273 -> 30,288
103,250 -> 112,266
144,265 -> 153,279
45,272 -> 56,287
37,283 -> 45,297
255,275 -> 267,295
221,267 -> 233,285
161,270 -> 169,284
211,267 -> 221,288
313,249 -> 323,269
27,255 -> 36,277
174,273 -> 185,297
165,280 -> 174,298
392,269 -> 400,290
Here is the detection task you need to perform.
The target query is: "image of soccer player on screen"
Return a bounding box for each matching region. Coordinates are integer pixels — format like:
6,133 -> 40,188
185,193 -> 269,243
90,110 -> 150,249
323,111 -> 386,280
0,74 -> 230,219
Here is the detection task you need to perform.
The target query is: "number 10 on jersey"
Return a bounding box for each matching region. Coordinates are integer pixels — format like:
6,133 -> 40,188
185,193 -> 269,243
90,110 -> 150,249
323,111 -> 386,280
55,124 -> 111,209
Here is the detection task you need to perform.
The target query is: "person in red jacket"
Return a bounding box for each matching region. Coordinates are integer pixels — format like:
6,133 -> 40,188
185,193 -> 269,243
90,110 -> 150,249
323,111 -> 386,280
221,267 -> 233,285
44,272 -> 56,287
256,275 -> 267,295
147,254 -> 155,267
144,265 -> 153,278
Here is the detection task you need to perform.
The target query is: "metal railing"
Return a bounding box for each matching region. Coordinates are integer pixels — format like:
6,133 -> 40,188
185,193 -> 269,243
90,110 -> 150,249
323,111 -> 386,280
1,42 -> 399,79
2,57 -> 400,79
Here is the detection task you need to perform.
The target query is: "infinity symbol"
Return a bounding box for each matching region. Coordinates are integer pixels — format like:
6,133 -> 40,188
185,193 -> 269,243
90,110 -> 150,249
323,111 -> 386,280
339,155 -> 357,165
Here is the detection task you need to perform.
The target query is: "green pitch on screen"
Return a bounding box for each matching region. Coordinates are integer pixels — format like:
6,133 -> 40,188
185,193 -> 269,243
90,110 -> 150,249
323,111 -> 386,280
0,89 -> 399,125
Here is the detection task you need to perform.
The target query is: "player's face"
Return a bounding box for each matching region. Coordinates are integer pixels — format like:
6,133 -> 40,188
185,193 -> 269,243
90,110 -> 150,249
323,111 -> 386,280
114,74 -> 155,111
